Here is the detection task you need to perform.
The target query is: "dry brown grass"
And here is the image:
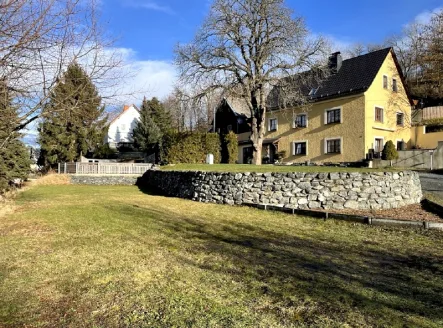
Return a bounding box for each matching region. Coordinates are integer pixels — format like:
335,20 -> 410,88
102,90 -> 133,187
31,173 -> 71,186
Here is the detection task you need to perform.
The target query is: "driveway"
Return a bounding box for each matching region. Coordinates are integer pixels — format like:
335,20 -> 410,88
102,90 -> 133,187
418,172 -> 443,198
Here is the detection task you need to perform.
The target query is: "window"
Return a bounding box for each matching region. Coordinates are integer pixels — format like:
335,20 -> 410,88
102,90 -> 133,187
374,138 -> 384,153
326,108 -> 341,124
268,118 -> 278,131
120,124 -> 126,131
397,140 -> 404,151
227,124 -> 233,132
383,75 -> 388,89
294,114 -> 307,128
375,107 -> 384,123
308,87 -> 318,96
293,141 -> 307,155
326,138 -> 341,154
396,112 -> 404,126
392,78 -> 398,92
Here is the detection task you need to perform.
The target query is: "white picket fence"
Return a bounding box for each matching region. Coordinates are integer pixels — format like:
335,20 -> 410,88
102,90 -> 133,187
58,162 -> 153,175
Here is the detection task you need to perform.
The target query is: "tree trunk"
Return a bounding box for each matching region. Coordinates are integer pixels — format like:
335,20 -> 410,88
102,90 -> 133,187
251,136 -> 263,165
251,115 -> 265,165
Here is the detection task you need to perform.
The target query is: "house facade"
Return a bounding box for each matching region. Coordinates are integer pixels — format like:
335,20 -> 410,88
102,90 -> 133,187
232,48 -> 413,164
107,105 -> 140,149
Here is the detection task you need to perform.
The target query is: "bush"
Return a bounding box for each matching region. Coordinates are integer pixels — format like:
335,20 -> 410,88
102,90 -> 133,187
382,140 -> 399,160
222,132 -> 238,164
164,132 -> 221,164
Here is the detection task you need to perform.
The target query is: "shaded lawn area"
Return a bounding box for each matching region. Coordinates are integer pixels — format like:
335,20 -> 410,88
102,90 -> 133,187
161,164 -> 399,173
1,185 -> 443,327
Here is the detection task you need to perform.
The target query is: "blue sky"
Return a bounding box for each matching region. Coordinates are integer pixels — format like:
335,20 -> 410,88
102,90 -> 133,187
102,0 -> 442,60
23,0 -> 443,145
96,0 -> 442,100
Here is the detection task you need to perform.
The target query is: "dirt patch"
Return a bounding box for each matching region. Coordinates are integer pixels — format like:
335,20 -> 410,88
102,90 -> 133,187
327,203 -> 442,223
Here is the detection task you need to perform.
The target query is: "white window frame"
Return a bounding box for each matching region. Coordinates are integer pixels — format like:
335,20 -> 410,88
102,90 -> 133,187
268,118 -> 278,132
383,74 -> 388,89
324,107 -> 343,125
374,136 -> 385,153
374,105 -> 384,123
292,140 -> 308,156
324,137 -> 343,154
293,113 -> 308,128
396,112 -> 404,126
392,78 -> 398,92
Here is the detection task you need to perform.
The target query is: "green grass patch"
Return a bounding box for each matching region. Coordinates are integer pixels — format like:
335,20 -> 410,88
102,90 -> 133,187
1,185 -> 443,327
161,163 -> 399,173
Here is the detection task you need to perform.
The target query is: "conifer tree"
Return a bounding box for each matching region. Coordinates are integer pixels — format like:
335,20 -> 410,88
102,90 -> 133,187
38,63 -> 107,166
148,97 -> 172,134
0,81 -> 31,193
133,97 -> 162,155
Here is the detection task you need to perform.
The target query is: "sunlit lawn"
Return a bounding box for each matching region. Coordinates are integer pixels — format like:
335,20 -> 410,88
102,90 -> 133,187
1,184 -> 442,327
161,163 -> 398,173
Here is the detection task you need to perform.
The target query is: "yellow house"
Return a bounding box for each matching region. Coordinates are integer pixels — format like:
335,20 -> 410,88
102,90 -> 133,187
236,48 -> 413,164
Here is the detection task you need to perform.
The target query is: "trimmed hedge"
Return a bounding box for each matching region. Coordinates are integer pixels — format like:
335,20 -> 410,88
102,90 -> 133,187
164,132 -> 221,164
222,132 -> 239,164
382,140 -> 399,160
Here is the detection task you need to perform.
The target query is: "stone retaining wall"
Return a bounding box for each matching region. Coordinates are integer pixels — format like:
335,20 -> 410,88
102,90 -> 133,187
71,175 -> 139,185
138,170 -> 423,210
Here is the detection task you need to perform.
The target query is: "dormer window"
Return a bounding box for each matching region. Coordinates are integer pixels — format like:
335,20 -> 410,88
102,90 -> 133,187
308,87 -> 318,96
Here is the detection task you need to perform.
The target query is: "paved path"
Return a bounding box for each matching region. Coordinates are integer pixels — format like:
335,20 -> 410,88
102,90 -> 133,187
418,173 -> 443,198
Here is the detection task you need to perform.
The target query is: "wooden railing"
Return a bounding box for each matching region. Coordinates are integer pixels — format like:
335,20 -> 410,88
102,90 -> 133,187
423,106 -> 443,120
58,163 -> 153,175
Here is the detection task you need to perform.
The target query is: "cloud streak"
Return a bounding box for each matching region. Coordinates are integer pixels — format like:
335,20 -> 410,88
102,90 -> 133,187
122,0 -> 176,15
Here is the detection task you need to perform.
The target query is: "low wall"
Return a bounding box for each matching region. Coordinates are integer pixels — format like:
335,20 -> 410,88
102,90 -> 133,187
137,170 -> 423,210
71,175 -> 139,185
372,141 -> 443,169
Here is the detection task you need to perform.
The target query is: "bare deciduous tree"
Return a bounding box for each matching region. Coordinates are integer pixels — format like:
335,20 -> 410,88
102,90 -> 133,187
0,0 -> 125,149
175,0 -> 327,164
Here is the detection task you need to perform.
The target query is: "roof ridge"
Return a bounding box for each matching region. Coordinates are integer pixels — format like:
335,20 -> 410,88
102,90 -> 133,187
343,47 -> 392,62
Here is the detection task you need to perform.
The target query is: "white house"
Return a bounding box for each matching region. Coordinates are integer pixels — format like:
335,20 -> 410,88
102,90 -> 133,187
107,104 -> 140,149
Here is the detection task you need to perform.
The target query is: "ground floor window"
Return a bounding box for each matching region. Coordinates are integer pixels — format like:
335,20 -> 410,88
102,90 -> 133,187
293,141 -> 307,155
326,138 -> 341,154
397,140 -> 405,151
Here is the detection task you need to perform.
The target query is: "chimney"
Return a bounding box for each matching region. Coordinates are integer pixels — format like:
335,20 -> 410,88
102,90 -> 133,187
123,105 -> 130,111
328,52 -> 342,74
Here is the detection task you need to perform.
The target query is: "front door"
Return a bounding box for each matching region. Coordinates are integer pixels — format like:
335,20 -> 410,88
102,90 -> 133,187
375,138 -> 384,157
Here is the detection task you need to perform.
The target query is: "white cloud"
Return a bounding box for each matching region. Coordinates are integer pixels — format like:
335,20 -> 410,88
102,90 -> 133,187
413,7 -> 442,25
100,47 -> 177,106
122,0 -> 176,15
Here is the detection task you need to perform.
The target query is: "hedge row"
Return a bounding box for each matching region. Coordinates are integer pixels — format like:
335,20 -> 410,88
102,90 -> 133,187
164,132 -> 221,164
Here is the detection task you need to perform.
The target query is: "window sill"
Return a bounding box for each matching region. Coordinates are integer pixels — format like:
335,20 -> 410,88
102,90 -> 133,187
269,129 -> 277,132
326,122 -> 341,125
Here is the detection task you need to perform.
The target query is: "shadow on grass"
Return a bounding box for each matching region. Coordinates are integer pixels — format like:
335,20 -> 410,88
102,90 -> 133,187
112,202 -> 443,326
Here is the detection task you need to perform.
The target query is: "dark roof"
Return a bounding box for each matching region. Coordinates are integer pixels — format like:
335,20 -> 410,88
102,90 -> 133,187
269,47 -> 397,108
223,97 -> 251,118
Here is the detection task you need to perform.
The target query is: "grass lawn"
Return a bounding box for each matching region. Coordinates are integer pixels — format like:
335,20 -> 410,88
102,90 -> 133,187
161,163 -> 398,173
1,184 -> 443,327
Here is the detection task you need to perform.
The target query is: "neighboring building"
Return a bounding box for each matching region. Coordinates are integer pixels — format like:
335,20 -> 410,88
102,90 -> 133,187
218,48 -> 413,164
411,105 -> 443,149
107,105 -> 140,149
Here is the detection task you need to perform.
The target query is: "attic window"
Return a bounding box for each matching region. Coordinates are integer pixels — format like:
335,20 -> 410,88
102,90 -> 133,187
383,75 -> 388,89
392,79 -> 398,92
